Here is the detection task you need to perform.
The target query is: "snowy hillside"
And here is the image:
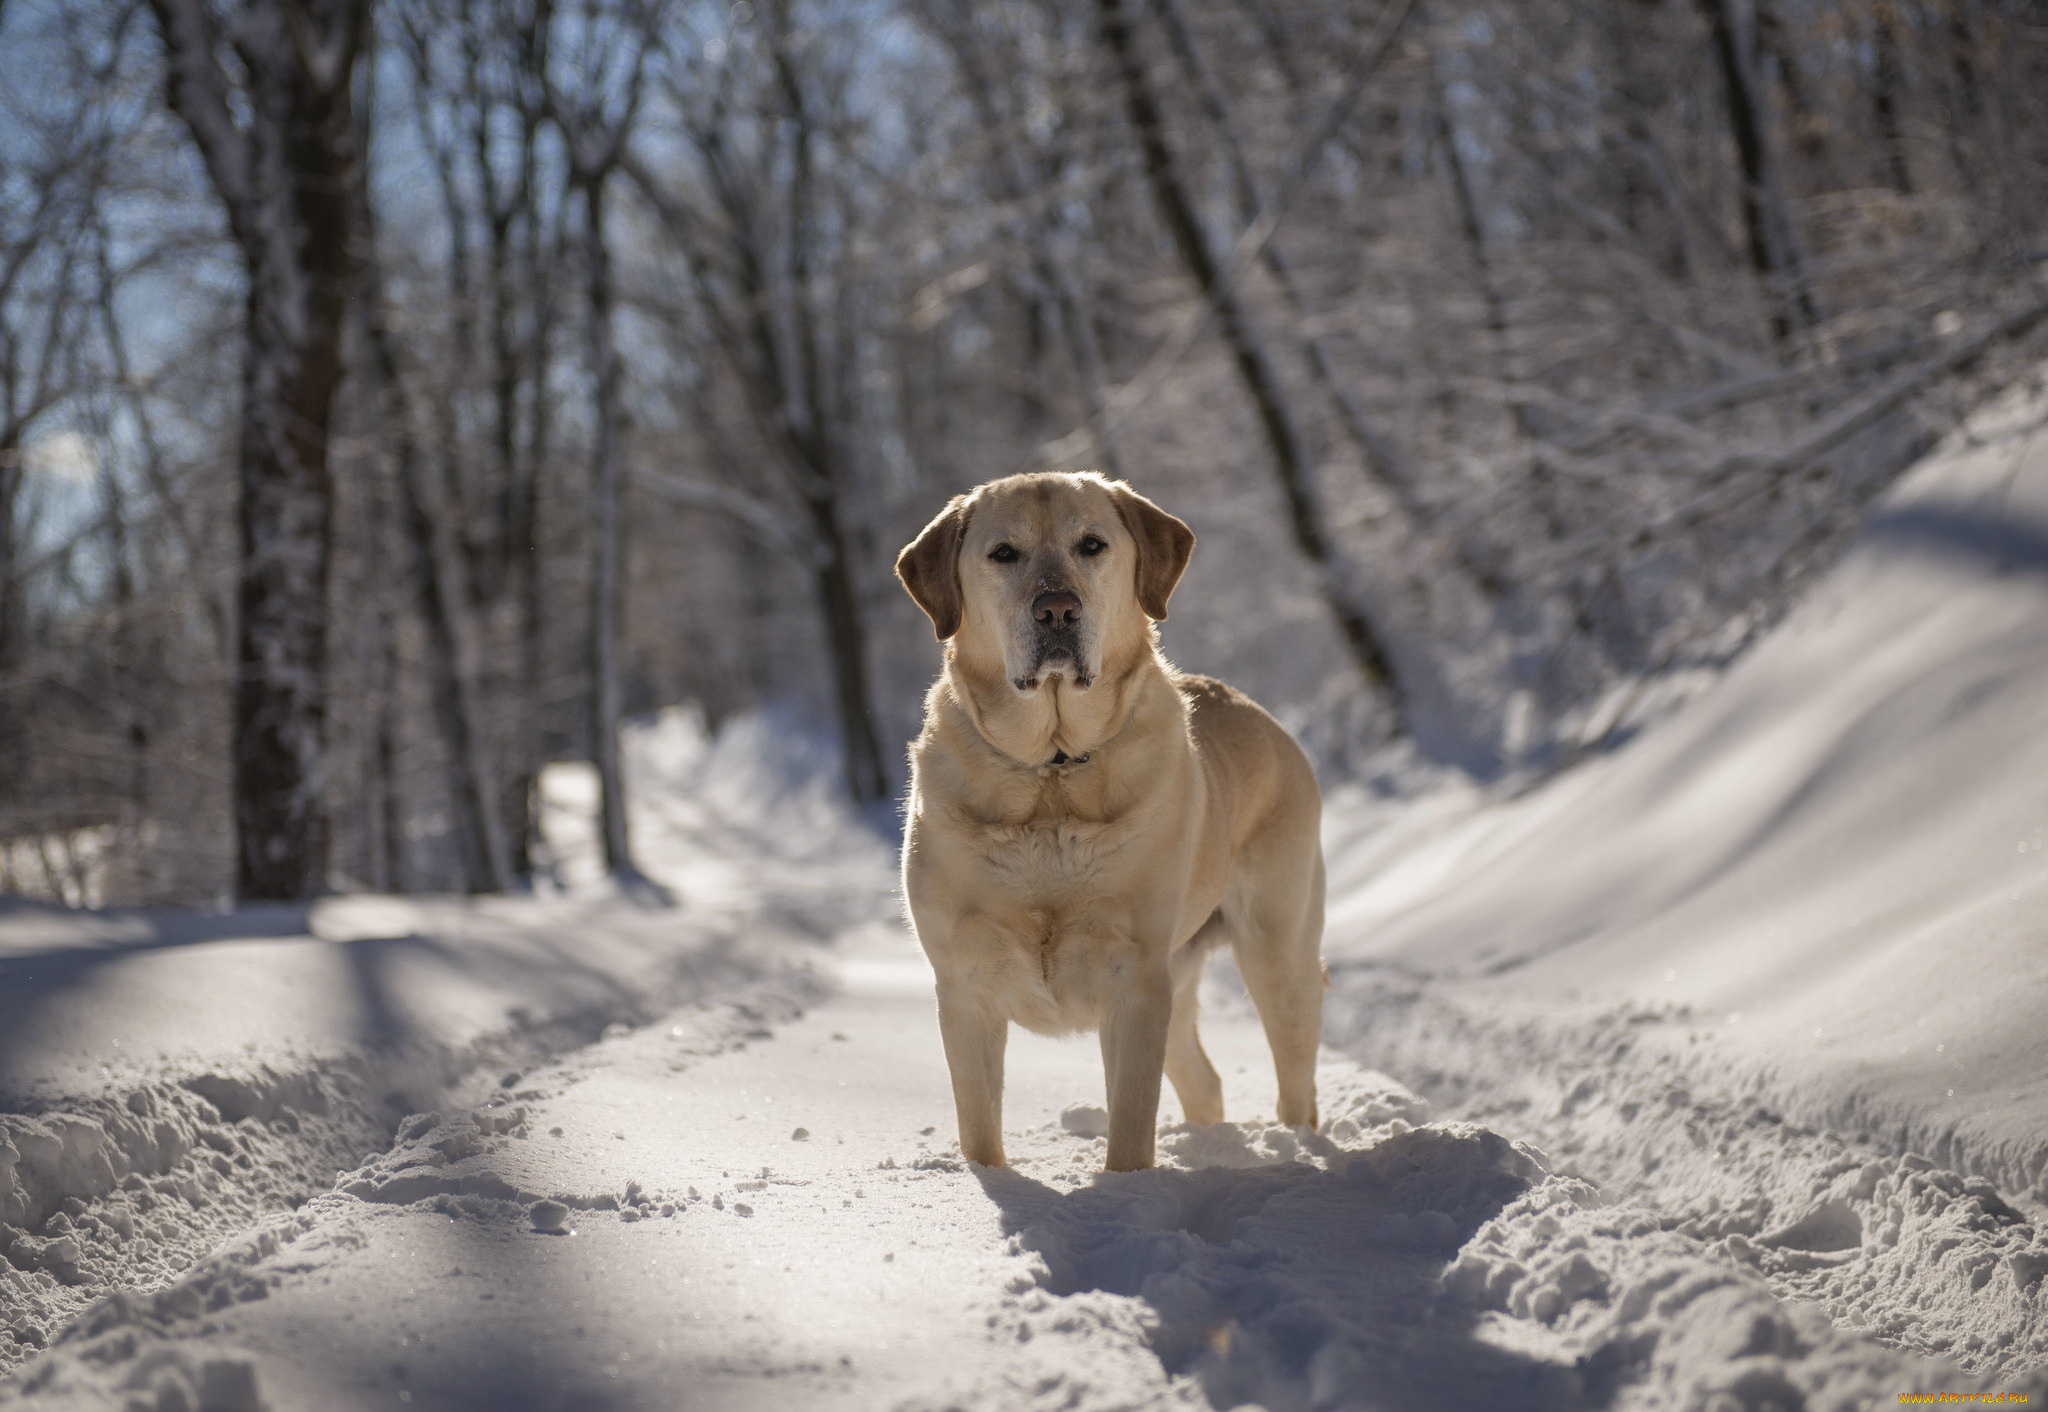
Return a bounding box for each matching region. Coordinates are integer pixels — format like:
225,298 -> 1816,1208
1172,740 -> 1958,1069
6,380 -> 2048,1408
1327,370 -> 2048,1188
1318,371 -> 2048,1379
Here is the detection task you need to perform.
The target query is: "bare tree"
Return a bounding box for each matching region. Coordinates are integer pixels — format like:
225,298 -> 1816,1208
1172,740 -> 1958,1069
351,49 -> 514,895
0,96 -> 98,693
918,0 -> 1127,476
0,170 -> 92,823
394,0 -> 567,879
145,0 -> 370,899
1870,2 -> 1912,194
532,0 -> 659,881
629,0 -> 896,804
1092,0 -> 1407,721
11,0 -> 2048,909
1153,0 -> 1419,507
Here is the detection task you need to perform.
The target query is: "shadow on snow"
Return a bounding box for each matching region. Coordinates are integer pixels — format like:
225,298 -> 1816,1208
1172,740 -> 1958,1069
974,1122 -> 1592,1411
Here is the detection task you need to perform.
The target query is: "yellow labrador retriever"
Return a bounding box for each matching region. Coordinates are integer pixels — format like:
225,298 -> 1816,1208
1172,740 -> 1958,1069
895,471 -> 1324,1171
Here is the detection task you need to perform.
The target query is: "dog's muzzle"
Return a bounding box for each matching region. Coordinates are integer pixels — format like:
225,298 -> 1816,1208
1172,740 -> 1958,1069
1012,592 -> 1092,693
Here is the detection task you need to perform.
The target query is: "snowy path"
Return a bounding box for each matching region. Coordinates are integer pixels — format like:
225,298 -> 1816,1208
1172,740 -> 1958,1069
204,929 -> 1142,1411
4,905 -> 2006,1411
3,915 -> 1329,1410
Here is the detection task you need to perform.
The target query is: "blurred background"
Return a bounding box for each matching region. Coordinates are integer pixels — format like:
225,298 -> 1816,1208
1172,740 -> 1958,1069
1,0 -> 2044,906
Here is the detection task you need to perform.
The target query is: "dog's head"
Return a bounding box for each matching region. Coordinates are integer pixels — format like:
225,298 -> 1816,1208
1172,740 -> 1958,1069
896,472 -> 1195,695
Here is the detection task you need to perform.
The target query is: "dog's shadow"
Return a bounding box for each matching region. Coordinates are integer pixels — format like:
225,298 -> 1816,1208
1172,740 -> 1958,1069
973,1124 -> 1589,1412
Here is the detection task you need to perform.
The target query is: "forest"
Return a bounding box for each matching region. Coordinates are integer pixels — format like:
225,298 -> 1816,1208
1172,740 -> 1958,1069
2,0 -> 2045,905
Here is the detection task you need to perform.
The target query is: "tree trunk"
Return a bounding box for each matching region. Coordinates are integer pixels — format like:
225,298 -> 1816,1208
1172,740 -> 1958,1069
1871,3 -> 1913,194
0,431 -> 22,795
1093,0 -> 1404,718
579,174 -> 636,879
807,492 -> 889,804
487,161 -> 546,884
394,457 -> 514,895
503,126 -> 557,885
352,83 -> 514,896
356,305 -> 514,894
0,435 -> 19,682
373,634 -> 404,893
1698,0 -> 1819,341
232,292 -> 342,901
774,28 -> 892,807
511,393 -> 548,880
355,457 -> 398,896
148,0 -> 368,900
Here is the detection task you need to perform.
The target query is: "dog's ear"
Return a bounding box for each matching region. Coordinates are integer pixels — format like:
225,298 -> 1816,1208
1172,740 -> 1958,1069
1110,484 -> 1196,621
896,495 -> 971,639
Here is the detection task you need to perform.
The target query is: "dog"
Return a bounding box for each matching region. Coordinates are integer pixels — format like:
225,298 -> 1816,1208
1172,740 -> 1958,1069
895,471 -> 1325,1171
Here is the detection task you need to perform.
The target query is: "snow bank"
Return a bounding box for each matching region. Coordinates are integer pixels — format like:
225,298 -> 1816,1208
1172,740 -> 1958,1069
0,896 -> 804,1368
1323,370 -> 2048,1377
0,1059 -> 387,1356
0,706 -> 892,1374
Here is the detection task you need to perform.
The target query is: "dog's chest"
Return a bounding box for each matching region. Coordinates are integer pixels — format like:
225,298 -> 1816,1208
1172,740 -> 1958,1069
965,812 -> 1118,894
936,805 -> 1147,1033
948,888 -> 1135,1035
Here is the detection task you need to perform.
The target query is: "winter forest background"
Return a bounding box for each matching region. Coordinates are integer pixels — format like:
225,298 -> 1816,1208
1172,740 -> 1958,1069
2,0 -> 2046,906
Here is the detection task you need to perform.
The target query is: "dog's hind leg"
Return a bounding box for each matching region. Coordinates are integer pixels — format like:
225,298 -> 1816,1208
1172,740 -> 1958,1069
1164,921 -> 1226,1125
1231,851 -> 1325,1130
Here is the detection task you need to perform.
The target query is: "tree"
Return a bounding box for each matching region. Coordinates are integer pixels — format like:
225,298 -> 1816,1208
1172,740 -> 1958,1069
146,0 -> 370,899
630,0 -> 896,805
12,0 -> 2048,908
1697,0 -> 1818,340
393,0 -> 566,880
531,0 -> 659,881
351,46 -> 514,895
1093,0 -> 1408,723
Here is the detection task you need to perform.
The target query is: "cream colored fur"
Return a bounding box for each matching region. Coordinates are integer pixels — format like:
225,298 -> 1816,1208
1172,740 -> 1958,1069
895,472 -> 1325,1172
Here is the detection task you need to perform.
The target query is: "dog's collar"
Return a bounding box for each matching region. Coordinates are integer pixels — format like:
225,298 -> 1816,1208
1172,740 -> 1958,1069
1046,749 -> 1091,767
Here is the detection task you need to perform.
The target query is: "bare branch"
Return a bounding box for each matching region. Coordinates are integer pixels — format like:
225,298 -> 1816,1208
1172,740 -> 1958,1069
144,0 -> 254,216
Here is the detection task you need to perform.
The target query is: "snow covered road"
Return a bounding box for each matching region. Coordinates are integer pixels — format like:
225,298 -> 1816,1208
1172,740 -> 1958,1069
4,904 -> 2023,1411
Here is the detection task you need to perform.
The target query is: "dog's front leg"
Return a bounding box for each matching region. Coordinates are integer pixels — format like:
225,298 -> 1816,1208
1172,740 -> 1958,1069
1099,965 -> 1172,1171
936,984 -> 1008,1167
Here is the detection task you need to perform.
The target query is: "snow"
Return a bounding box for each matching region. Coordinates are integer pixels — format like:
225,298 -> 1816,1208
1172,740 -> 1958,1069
0,711 -> 883,1390
7,378 -> 2048,1407
1316,372 -> 2048,1378
1324,378 -> 2048,1159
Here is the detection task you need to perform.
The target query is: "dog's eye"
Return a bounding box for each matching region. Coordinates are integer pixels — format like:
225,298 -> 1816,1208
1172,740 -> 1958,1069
989,543 -> 1019,563
1077,535 -> 1106,557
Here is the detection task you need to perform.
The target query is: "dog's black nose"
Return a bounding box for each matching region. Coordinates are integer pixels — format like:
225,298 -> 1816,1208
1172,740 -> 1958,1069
1032,590 -> 1082,625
